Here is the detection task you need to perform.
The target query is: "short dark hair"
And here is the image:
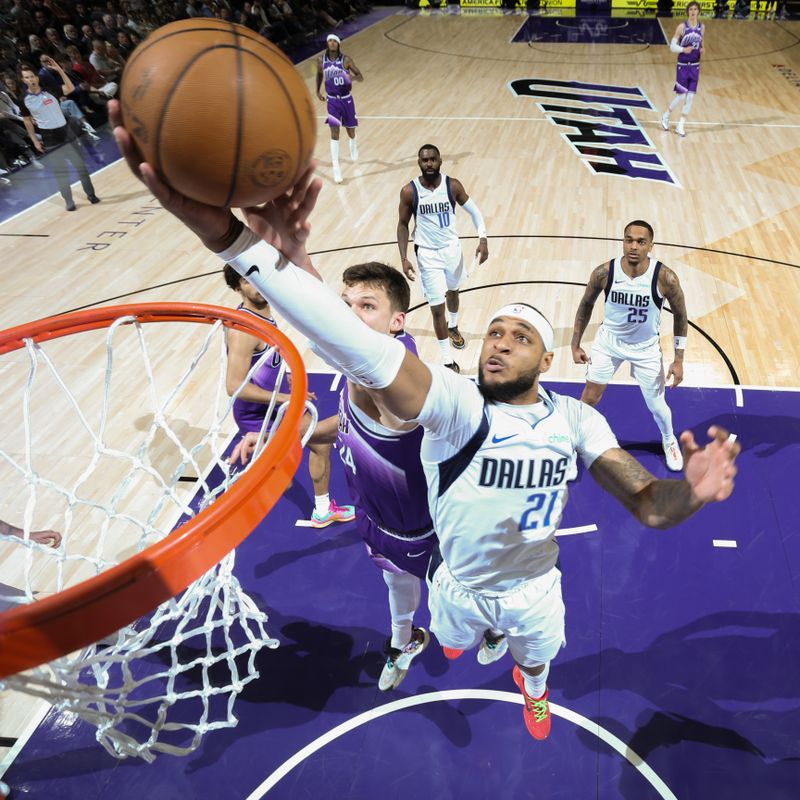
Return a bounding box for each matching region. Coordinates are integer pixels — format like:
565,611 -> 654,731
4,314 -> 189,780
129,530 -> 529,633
686,0 -> 700,9
342,262 -> 410,314
223,264 -> 243,291
624,219 -> 654,240
418,143 -> 440,158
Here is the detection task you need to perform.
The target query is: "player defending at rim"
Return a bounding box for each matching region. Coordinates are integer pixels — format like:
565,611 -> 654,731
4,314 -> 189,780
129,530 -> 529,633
316,33 -> 362,185
571,220 -> 687,472
224,266 -> 354,528
111,105 -> 739,743
397,144 -> 489,373
661,1 -> 705,138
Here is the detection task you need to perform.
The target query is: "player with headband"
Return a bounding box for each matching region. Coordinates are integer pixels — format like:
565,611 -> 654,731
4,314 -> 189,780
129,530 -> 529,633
111,110 -> 741,743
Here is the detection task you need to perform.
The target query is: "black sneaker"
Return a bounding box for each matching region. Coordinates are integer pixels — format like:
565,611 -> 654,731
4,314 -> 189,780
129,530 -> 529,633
65,203 -> 76,211
88,194 -> 101,204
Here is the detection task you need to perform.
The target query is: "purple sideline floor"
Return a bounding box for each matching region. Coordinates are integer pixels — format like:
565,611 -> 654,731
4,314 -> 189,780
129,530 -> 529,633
6,379 -> 800,799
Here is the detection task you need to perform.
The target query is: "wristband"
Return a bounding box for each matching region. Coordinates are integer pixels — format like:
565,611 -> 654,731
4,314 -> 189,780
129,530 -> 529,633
674,336 -> 687,351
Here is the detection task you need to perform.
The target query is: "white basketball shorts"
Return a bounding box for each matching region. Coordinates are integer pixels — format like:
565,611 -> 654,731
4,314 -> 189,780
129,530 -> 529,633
586,327 -> 666,398
415,240 -> 464,306
428,561 -> 566,667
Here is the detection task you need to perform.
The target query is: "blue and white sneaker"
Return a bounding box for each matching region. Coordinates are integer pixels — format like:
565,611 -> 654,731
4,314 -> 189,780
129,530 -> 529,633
477,631 -> 508,665
379,627 -> 429,691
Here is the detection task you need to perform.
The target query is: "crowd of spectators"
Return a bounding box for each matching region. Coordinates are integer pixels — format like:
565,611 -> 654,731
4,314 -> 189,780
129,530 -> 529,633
0,0 -> 372,182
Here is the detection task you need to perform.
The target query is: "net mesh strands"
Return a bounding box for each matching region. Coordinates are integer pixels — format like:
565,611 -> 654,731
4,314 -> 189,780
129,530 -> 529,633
0,304 -> 307,761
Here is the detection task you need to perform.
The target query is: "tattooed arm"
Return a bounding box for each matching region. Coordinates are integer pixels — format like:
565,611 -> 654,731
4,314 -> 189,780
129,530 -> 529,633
571,262 -> 609,364
659,265 -> 688,387
589,426 -> 740,528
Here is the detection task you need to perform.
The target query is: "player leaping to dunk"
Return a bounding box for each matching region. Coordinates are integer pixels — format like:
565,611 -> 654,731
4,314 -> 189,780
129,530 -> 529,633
112,103 -> 740,743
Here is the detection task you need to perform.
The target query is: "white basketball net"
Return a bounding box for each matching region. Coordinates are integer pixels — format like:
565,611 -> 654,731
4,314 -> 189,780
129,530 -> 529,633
0,311 -> 306,761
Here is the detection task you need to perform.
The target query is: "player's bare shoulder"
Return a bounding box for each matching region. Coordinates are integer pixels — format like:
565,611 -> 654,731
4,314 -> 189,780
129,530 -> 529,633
590,260 -> 611,289
657,264 -> 683,296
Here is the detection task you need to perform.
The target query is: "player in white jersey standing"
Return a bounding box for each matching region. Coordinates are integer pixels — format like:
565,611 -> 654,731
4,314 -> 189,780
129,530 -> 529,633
397,144 -> 489,372
571,220 -> 688,472
111,111 -> 740,743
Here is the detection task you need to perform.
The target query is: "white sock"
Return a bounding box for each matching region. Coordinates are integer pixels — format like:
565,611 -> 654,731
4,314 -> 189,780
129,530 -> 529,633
348,135 -> 357,159
330,139 -> 340,167
643,388 -> 674,439
437,337 -> 453,364
447,311 -> 458,328
683,92 -> 695,115
522,662 -> 549,699
314,493 -> 330,515
383,570 -> 421,649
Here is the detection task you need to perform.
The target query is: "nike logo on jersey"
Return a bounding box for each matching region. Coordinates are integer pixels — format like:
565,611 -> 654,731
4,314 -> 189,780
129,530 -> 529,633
246,265 -> 260,276
406,551 -> 426,558
492,434 -> 517,444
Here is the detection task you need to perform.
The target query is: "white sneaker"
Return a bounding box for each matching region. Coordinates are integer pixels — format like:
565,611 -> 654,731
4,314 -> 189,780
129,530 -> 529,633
477,632 -> 508,665
660,112 -> 669,131
663,437 -> 684,472
676,118 -> 686,137
332,162 -> 342,183
349,139 -> 358,161
30,156 -> 45,170
378,627 -> 429,691
0,176 -> 10,185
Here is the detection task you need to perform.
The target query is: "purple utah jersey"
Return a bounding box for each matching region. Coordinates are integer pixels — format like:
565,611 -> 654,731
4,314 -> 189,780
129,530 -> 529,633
674,20 -> 703,94
323,52 -> 358,129
335,331 -> 435,578
230,305 -> 283,434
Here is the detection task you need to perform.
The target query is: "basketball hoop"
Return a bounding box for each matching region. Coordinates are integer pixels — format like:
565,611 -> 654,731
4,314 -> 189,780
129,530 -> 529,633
0,303 -> 307,760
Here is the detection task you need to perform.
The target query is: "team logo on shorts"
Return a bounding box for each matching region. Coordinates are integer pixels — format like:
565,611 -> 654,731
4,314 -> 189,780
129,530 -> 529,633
250,150 -> 291,188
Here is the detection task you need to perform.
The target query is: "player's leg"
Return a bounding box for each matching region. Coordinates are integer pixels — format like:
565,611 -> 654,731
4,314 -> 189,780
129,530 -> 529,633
418,250 -> 459,371
326,99 -> 343,183
581,331 -> 620,406
380,568 -> 426,690
662,65 -> 688,130
444,242 -> 466,350
630,348 -> 683,471
427,557 -> 489,659
677,78 -> 697,138
364,526 -> 435,689
502,567 -> 565,740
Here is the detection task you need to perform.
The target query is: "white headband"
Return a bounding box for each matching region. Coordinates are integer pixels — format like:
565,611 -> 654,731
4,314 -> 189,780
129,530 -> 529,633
490,304 -> 554,352
326,34 -> 341,43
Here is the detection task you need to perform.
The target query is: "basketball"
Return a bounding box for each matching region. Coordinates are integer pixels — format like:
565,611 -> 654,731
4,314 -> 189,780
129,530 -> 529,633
119,19 -> 316,207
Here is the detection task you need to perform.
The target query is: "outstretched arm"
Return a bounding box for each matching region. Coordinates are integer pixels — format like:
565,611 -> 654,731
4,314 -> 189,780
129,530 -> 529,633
110,101 -> 433,423
571,262 -> 608,364
0,518 -> 62,547
451,178 -> 488,264
397,183 -> 415,281
659,265 -> 688,388
589,426 -> 739,528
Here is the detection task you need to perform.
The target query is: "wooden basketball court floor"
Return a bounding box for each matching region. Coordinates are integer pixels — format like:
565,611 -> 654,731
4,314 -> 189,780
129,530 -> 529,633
1,9 -> 799,798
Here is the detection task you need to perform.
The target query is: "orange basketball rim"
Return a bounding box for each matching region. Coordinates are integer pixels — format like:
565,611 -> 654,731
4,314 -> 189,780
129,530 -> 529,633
0,303 -> 306,679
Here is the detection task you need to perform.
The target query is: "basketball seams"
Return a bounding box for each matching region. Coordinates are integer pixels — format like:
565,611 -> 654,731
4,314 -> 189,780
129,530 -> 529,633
226,23 -> 245,208
239,48 -> 306,189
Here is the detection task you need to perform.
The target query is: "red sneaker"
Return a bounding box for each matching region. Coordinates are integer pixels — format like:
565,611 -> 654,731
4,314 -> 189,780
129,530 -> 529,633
512,665 -> 551,740
442,646 -> 464,660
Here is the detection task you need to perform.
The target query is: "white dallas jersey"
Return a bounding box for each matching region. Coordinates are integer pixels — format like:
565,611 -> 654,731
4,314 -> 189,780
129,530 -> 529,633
601,256 -> 664,345
416,369 -> 619,593
411,173 -> 458,250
